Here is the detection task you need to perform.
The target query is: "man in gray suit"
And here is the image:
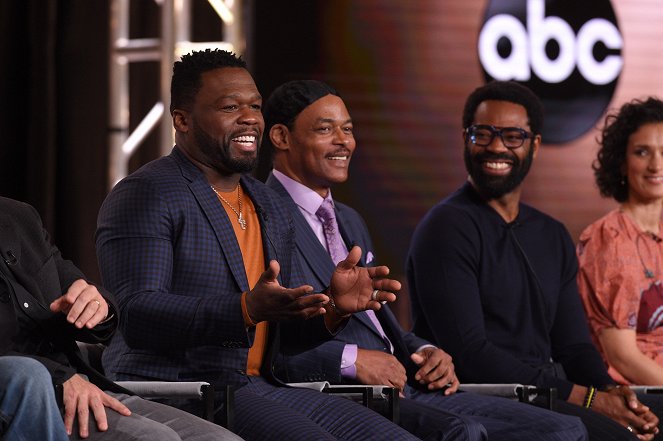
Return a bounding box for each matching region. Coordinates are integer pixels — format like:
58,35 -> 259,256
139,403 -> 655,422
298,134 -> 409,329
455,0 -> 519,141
263,79 -> 588,441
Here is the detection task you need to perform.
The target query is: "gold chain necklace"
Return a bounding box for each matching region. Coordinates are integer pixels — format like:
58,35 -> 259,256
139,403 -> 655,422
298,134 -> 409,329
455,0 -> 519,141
211,184 -> 247,230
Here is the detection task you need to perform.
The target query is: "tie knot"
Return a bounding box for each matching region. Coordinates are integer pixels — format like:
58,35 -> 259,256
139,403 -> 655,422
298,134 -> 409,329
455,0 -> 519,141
315,199 -> 336,224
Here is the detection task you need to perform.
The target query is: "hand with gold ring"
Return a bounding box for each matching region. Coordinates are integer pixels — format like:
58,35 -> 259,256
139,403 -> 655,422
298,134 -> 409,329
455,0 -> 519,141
50,279 -> 109,329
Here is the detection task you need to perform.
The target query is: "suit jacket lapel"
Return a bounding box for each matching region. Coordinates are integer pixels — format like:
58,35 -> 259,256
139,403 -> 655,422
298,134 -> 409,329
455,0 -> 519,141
266,173 -> 332,288
240,176 -> 282,265
266,174 -> 386,340
335,205 -> 360,263
173,149 -> 250,292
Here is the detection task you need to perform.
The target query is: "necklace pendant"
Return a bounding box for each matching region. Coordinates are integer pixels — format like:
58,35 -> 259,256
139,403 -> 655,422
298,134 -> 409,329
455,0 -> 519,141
238,212 -> 247,230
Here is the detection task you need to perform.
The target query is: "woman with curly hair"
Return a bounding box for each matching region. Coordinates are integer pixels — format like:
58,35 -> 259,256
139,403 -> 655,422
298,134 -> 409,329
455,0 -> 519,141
577,97 -> 663,385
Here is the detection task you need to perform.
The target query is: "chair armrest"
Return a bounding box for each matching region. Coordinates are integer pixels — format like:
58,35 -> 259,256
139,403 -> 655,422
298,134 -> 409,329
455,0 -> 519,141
287,382 -> 399,423
630,386 -> 663,394
459,383 -> 556,410
115,381 -> 210,399
116,381 -> 219,424
460,383 -> 526,397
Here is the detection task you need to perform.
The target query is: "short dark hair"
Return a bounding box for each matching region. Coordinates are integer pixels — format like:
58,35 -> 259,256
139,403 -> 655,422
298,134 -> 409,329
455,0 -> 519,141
170,49 -> 247,114
262,80 -> 340,158
462,81 -> 544,135
264,80 -> 339,131
594,97 -> 663,202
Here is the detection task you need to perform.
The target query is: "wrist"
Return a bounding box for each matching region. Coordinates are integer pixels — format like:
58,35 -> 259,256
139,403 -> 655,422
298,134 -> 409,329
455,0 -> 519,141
241,292 -> 257,326
327,295 -> 350,318
583,386 -> 597,409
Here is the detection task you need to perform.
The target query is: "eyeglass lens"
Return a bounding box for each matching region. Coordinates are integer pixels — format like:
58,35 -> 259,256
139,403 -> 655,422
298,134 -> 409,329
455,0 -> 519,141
468,125 -> 528,148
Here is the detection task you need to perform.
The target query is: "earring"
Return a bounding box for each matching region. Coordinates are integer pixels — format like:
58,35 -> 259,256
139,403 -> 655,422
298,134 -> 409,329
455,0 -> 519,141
620,176 -> 626,185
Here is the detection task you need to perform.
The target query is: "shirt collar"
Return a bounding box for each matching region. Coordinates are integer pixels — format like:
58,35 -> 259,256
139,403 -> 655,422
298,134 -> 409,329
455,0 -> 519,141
272,169 -> 334,216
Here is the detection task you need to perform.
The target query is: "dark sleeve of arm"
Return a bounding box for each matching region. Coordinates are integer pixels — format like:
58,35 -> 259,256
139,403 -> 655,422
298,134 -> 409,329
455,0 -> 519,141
24,202 -> 118,345
551,230 -> 614,390
380,306 -> 432,353
278,238 -> 338,349
51,240 -> 118,344
95,178 -> 249,351
274,339 -> 347,383
407,206 -> 576,397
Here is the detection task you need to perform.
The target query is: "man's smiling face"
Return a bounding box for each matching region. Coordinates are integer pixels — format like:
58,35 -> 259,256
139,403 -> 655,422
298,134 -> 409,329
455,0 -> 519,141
464,100 -> 539,199
284,94 -> 355,196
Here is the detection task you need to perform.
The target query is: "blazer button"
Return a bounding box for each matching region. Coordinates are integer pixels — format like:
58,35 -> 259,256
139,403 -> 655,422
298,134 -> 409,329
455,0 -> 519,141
23,302 -> 29,308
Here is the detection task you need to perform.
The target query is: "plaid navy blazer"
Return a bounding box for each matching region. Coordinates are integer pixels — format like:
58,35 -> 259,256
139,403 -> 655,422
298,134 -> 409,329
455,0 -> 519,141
265,173 -> 430,387
96,148 -> 330,388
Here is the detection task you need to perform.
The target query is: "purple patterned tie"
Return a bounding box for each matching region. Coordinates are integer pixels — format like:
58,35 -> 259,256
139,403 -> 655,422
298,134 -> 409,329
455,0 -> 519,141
315,198 -> 348,265
316,198 -> 393,353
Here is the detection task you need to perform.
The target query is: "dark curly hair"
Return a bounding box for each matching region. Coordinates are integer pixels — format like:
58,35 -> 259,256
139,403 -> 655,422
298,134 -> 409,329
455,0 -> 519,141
594,97 -> 663,202
170,49 -> 247,114
462,81 -> 544,136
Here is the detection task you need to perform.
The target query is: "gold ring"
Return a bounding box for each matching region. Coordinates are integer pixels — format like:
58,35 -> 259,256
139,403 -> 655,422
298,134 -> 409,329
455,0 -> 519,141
94,300 -> 101,306
371,289 -> 379,301
626,425 -> 634,433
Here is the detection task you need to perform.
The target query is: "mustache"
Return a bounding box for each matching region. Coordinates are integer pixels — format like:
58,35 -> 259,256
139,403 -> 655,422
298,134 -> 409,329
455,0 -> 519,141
229,129 -> 261,138
328,148 -> 352,157
472,151 -> 519,165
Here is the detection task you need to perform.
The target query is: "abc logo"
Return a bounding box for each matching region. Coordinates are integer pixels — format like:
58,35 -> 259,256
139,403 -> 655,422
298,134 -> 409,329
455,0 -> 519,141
478,0 -> 623,144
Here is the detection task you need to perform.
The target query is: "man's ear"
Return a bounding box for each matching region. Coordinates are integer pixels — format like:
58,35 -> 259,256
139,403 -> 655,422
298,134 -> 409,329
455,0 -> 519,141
531,134 -> 542,159
269,124 -> 290,151
172,109 -> 189,133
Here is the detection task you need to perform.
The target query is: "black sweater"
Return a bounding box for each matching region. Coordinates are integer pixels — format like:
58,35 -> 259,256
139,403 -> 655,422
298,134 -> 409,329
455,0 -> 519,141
407,183 -> 613,399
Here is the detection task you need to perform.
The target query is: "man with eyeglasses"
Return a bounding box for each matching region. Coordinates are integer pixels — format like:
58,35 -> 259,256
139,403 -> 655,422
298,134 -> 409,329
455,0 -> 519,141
407,81 -> 663,441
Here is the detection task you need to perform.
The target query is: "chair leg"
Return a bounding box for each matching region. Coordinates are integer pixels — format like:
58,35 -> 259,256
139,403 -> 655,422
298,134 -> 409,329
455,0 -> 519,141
224,385 -> 235,431
201,384 -> 215,422
547,387 -> 557,411
383,387 -> 399,425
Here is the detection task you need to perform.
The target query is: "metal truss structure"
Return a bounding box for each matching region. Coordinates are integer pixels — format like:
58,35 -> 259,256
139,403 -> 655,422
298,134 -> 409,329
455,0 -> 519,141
108,0 -> 244,188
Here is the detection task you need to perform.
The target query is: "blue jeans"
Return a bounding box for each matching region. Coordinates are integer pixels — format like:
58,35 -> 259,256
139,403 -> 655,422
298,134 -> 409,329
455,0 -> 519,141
0,356 -> 68,441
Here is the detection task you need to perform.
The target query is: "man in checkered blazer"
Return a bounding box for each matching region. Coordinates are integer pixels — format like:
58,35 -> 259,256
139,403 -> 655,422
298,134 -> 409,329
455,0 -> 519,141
96,49 -> 417,440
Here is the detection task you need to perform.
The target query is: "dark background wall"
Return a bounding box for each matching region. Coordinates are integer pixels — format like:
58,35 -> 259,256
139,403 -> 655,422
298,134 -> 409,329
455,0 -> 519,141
2,1 -> 661,327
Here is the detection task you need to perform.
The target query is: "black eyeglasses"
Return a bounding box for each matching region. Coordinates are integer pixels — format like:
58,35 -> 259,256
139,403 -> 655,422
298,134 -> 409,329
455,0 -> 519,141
464,124 -> 533,149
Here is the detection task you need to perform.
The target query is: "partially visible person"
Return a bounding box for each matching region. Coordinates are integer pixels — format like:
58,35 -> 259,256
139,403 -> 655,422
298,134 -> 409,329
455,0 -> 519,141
0,196 -> 240,440
96,49 -> 416,441
407,80 -> 662,441
0,356 -> 68,441
263,78 -> 588,441
577,97 -> 663,386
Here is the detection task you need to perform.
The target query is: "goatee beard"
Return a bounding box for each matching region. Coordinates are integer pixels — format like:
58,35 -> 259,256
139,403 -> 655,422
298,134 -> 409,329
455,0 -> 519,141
193,122 -> 258,174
